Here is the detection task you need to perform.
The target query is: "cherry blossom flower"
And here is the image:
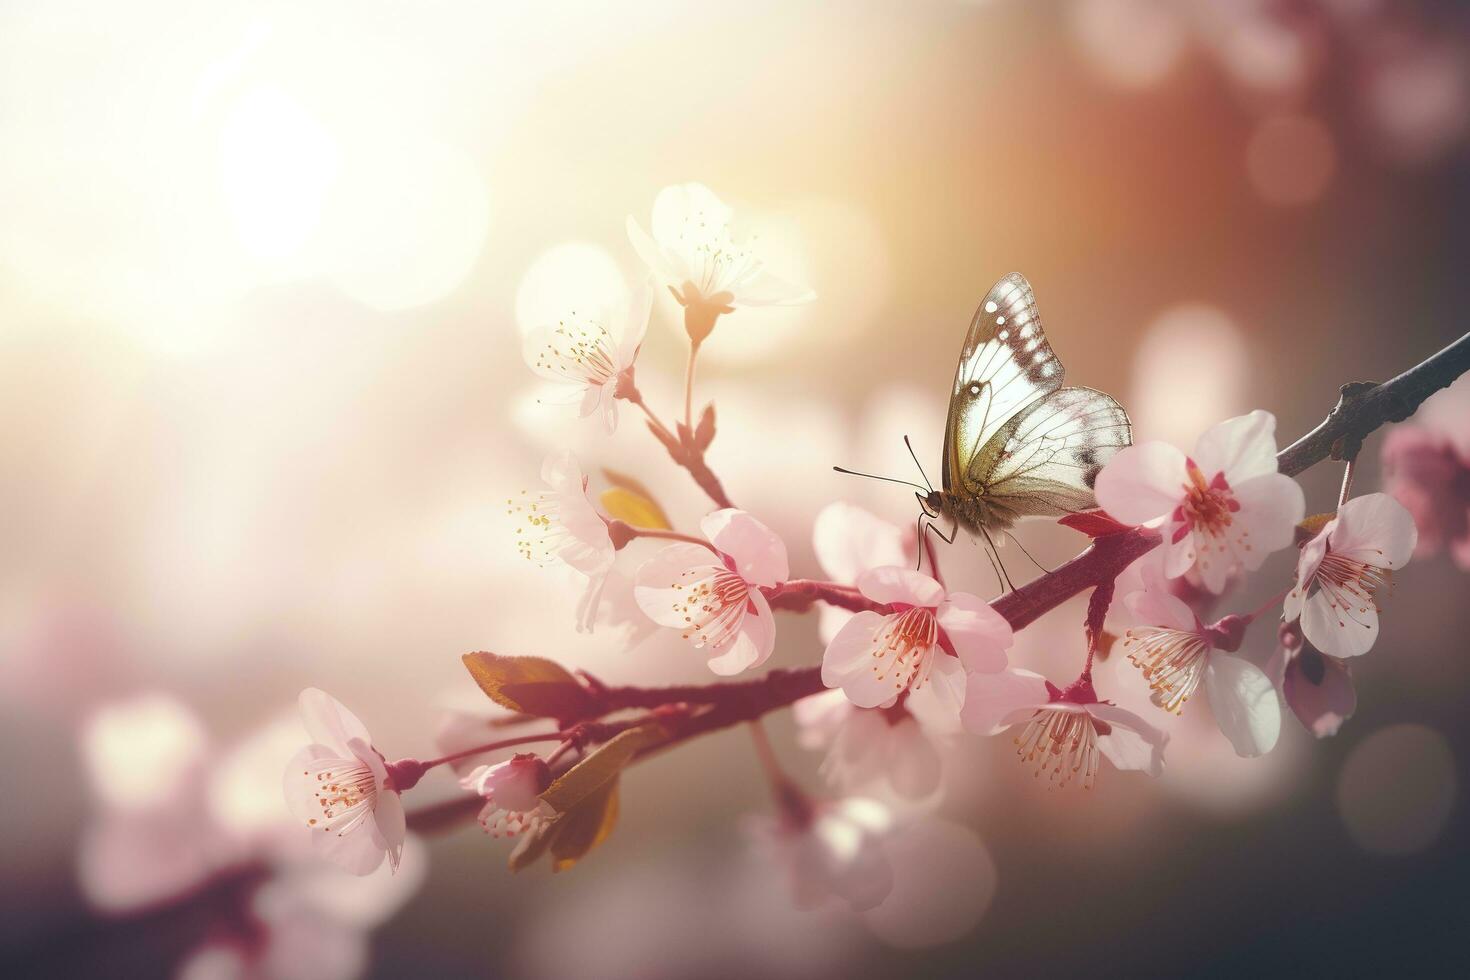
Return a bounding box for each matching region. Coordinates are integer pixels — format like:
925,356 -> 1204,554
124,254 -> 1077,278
751,796 -> 895,912
634,508 -> 788,675
794,690 -> 943,800
821,567 -> 1011,722
1265,620 -> 1357,739
1382,375 -> 1470,569
1120,561 -> 1282,757
459,753 -> 553,838
1284,492 -> 1417,658
961,669 -> 1168,788
511,452 -> 616,632
626,182 -> 814,342
521,280 -> 653,432
1095,410 -> 1305,593
284,689 -> 406,876
811,501 -> 911,644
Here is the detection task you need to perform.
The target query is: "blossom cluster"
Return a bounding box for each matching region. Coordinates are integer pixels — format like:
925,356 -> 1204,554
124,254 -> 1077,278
254,183 -> 1461,931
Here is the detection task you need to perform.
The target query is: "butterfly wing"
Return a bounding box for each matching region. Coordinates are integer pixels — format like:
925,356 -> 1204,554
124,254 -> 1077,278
943,273 -> 1065,493
968,385 -> 1133,519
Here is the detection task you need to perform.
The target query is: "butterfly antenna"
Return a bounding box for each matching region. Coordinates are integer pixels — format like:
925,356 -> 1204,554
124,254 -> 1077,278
902,435 -> 934,492
1001,529 -> 1054,575
831,466 -> 930,493
978,524 -> 1017,593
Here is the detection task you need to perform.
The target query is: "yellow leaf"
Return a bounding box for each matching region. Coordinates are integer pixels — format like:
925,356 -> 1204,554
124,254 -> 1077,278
550,779 -> 620,872
540,724 -> 665,814
599,487 -> 671,530
461,652 -> 591,718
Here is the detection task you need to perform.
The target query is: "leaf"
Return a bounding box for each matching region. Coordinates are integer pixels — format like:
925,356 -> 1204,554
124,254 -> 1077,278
540,724 -> 665,814
550,778 -> 620,872
599,487 -> 671,531
462,652 -> 592,719
1059,510 -> 1130,538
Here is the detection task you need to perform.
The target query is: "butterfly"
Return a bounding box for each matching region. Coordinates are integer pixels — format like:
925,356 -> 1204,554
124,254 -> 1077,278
917,273 -> 1132,549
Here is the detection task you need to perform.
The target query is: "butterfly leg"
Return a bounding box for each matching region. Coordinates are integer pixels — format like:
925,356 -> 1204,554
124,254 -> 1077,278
978,524 -> 1017,594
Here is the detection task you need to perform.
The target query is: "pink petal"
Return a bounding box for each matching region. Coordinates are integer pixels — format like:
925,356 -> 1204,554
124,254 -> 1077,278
1283,649 -> 1356,738
1300,589 -> 1378,658
373,791 -> 406,873
1087,702 -> 1168,776
886,717 -> 943,799
935,592 -> 1012,673
1330,492 -> 1418,568
960,668 -> 1049,735
298,689 -> 372,757
856,566 -> 944,607
312,809 -> 389,876
706,589 -> 776,676
908,653 -> 966,726
821,611 -> 905,709
1123,585 -> 1196,633
1192,410 -> 1280,484
1229,472 -> 1306,569
539,450 -> 581,491
812,502 -> 908,583
700,509 -> 788,587
1094,441 -> 1189,526
633,544 -> 724,629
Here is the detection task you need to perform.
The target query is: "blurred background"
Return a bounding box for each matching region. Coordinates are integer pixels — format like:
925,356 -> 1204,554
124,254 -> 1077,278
2,0 -> 1468,976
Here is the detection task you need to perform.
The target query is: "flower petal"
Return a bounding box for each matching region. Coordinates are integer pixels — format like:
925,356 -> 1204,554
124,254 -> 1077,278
821,611 -> 903,709
1192,410 -> 1280,484
615,279 -> 654,364
700,508 -> 788,586
1229,472 -> 1306,569
1094,441 -> 1190,526
633,544 -> 723,629
625,214 -> 684,285
812,501 -> 908,583
1300,587 -> 1379,658
312,810 -> 389,876
936,592 -> 1012,673
856,566 -> 944,607
650,181 -> 733,246
1203,655 -> 1281,757
960,668 -> 1049,735
1122,585 -> 1195,633
298,689 -> 372,757
731,266 -> 815,307
908,653 -> 966,726
1330,492 -> 1418,568
706,589 -> 776,676
373,790 -> 406,873
1087,702 -> 1168,776
1283,648 -> 1356,738
885,717 -> 943,800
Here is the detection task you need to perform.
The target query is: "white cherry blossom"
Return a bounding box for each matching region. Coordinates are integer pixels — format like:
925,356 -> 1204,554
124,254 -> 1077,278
511,452 -> 616,632
1284,492 -> 1417,657
634,508 -> 788,675
283,689 -> 406,876
1095,410 -> 1305,593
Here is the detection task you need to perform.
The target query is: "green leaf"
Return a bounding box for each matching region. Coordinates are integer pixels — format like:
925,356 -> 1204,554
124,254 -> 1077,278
461,652 -> 591,719
540,724 -> 665,814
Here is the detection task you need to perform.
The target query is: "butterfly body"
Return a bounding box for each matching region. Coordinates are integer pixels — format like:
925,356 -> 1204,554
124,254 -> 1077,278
932,273 -> 1132,537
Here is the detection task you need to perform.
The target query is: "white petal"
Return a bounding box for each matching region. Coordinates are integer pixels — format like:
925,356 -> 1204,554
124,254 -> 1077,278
1203,655 -> 1281,757
633,545 -> 723,629
1300,589 -> 1379,658
625,214 -> 684,284
1087,703 -> 1169,776
707,590 -> 776,676
700,508 -> 788,587
1123,586 -> 1195,632
615,278 -> 654,364
908,653 -> 966,726
1331,492 -> 1418,568
935,592 -> 1012,673
1094,442 -> 1190,525
1229,472 -> 1306,568
812,501 -> 907,583
856,566 -> 944,607
373,791 -> 406,873
312,811 -> 389,876
730,266 -> 815,307
298,689 -> 371,757
821,612 -> 906,709
1192,410 -> 1280,484
283,744 -> 340,826
651,181 -> 732,246
959,668 -> 1049,735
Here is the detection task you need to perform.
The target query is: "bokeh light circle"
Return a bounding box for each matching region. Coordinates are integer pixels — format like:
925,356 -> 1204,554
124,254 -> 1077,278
1129,304 -> 1248,446
515,242 -> 628,338
862,818 -> 997,948
1337,723 -> 1456,856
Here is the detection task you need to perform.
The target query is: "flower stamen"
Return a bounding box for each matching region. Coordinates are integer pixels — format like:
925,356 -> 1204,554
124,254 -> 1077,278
1123,627 -> 1211,713
1013,707 -> 1100,789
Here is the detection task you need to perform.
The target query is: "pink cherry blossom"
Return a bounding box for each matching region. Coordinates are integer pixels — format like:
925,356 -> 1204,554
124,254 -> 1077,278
626,182 -> 815,313
794,690 -> 943,800
1095,410 -> 1305,593
821,567 -> 1011,721
1265,620 -> 1357,739
961,669 -> 1168,788
512,452 -> 616,632
633,508 -> 788,675
521,280 -> 653,433
811,501 -> 911,644
1120,561 -> 1281,757
283,689 -> 406,876
459,753 -> 553,838
1284,492 -> 1417,658
1382,375 -> 1470,569
751,796 -> 894,912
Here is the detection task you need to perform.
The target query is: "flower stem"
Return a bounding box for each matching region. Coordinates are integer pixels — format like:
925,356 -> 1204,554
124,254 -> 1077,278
1338,457 -> 1356,509
1244,585 -> 1293,623
418,731 -> 566,770
628,526 -> 718,550
684,338 -> 701,430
